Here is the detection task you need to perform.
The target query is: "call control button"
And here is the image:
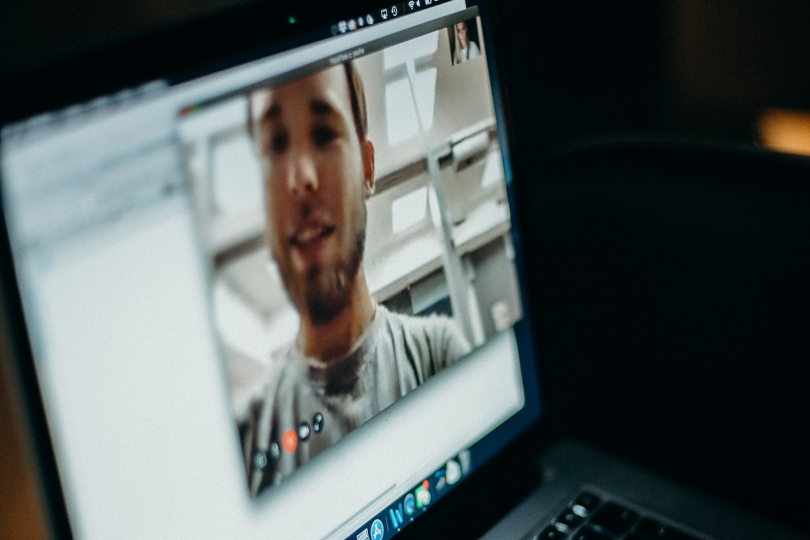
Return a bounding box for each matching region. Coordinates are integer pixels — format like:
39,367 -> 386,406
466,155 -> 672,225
298,422 -> 311,442
281,428 -> 298,453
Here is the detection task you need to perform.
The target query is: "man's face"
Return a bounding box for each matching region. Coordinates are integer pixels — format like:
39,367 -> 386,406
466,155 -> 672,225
252,66 -> 374,324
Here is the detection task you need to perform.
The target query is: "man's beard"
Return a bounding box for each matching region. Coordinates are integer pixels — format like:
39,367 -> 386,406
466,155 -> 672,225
303,232 -> 364,325
275,196 -> 368,326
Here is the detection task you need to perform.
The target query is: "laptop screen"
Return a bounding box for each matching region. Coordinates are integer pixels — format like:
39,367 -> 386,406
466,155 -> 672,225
0,1 -> 541,537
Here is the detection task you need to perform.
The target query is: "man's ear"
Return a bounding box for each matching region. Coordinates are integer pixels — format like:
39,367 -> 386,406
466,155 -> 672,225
362,138 -> 376,198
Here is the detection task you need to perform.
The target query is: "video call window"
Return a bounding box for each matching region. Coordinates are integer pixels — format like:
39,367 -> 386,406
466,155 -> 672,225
177,17 -> 522,498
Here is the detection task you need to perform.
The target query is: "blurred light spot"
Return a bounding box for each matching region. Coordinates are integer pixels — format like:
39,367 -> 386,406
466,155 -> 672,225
759,108 -> 810,156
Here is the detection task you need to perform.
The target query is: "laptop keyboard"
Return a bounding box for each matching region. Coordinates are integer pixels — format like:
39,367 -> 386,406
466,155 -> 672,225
534,491 -> 710,540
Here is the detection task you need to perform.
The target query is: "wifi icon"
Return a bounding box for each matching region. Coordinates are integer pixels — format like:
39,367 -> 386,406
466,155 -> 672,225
408,1 -> 415,9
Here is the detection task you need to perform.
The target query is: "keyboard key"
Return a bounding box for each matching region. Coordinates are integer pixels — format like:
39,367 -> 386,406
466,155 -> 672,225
536,524 -> 568,540
629,531 -> 699,540
590,502 -> 638,535
572,526 -> 614,540
571,492 -> 601,516
556,508 -> 585,530
666,530 -> 699,540
634,517 -> 668,538
632,517 -> 700,540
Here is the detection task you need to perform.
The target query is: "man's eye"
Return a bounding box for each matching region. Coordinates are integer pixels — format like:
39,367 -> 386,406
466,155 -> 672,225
312,125 -> 337,147
270,132 -> 289,153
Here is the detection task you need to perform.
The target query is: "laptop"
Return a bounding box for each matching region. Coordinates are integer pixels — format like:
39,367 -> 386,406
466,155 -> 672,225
0,1 -> 804,538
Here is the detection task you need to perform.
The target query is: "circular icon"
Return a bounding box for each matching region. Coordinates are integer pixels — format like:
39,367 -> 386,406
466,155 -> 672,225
404,493 -> 416,516
252,450 -> 268,471
415,480 -> 431,509
313,412 -> 324,433
269,441 -> 281,460
370,518 -> 385,540
391,5 -> 398,16
298,421 -> 311,442
281,428 -> 298,453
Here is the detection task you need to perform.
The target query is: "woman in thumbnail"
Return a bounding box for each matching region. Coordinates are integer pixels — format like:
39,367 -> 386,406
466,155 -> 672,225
453,20 -> 480,65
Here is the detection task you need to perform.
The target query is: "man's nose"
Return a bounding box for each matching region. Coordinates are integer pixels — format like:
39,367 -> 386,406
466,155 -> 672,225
287,150 -> 318,196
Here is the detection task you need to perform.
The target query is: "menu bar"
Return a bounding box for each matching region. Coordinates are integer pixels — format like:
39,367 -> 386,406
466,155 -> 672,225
331,0 -> 449,35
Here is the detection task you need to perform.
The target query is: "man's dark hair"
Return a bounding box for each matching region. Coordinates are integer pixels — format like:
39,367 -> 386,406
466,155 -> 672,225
343,61 -> 368,142
248,61 -> 368,144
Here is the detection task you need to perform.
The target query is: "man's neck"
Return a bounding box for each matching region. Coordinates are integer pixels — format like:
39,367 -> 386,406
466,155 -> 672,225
298,272 -> 376,362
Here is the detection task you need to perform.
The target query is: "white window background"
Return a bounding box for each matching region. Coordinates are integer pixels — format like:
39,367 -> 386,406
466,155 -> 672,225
383,32 -> 439,144
357,33 -> 443,303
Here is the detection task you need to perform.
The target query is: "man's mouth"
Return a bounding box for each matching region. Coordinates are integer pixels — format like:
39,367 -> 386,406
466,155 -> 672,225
289,222 -> 335,247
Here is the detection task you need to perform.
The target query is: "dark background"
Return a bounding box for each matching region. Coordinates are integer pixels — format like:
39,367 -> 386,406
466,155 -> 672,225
6,1 -> 810,145
3,0 -> 810,537
490,3 -> 810,537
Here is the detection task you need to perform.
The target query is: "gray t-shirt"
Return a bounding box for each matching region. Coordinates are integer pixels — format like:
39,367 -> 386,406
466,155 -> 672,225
243,305 -> 471,496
